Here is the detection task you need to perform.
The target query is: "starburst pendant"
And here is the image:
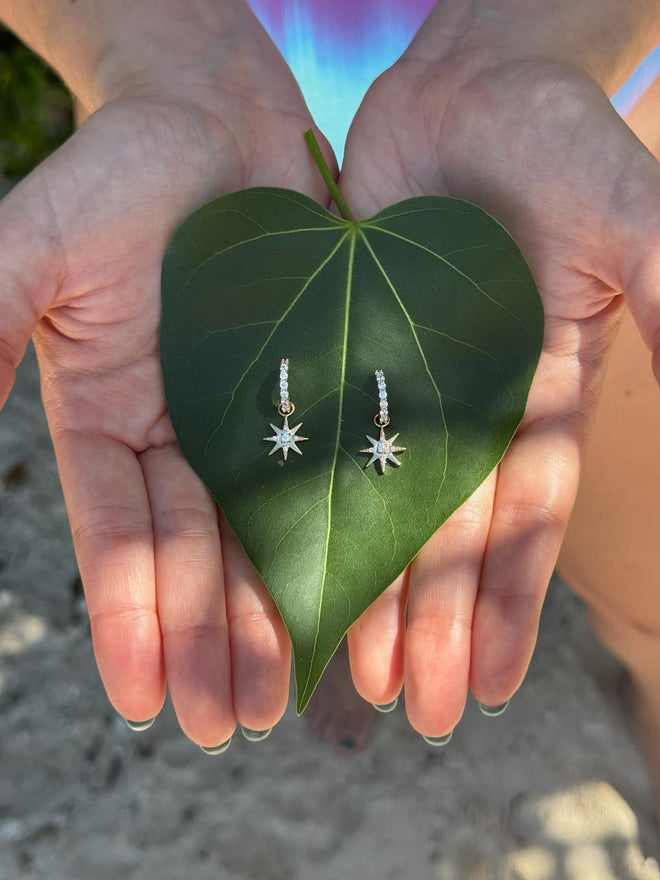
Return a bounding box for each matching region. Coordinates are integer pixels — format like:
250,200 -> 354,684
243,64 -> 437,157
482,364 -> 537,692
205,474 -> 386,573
264,415 -> 308,461
361,426 -> 406,473
264,358 -> 309,462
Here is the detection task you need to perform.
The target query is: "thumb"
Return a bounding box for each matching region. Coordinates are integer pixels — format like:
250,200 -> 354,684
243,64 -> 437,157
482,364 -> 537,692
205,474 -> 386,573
617,82 -> 660,384
0,174 -> 60,407
627,216 -> 660,386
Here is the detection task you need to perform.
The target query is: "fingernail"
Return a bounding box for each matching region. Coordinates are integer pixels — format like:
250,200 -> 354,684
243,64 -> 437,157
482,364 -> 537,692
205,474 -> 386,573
478,700 -> 510,717
240,726 -> 272,742
125,716 -> 156,732
422,730 -> 453,747
373,698 -> 398,713
200,737 -> 232,755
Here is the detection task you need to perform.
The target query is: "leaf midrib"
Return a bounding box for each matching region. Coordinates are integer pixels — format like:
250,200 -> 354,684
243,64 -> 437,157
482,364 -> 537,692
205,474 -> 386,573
302,221 -> 462,698
300,229 -> 357,703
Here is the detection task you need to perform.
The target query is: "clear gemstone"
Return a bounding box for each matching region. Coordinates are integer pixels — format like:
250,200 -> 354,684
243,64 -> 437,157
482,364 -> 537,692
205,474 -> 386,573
377,441 -> 388,453
280,381 -> 288,390
281,432 -> 290,443
379,390 -> 387,399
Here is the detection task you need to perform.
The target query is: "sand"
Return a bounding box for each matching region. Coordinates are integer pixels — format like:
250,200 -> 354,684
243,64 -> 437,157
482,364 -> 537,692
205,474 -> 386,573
1,343 -> 658,879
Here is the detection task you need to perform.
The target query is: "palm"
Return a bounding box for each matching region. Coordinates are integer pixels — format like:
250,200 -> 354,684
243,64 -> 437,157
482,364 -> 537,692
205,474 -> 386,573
338,58 -> 660,734
35,101 -> 234,451
1,67 -> 334,746
34,95 -> 324,451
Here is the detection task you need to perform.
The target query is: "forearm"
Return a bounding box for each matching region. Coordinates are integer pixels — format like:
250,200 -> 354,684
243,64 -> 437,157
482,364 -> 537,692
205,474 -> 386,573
411,0 -> 660,93
0,0 -> 263,110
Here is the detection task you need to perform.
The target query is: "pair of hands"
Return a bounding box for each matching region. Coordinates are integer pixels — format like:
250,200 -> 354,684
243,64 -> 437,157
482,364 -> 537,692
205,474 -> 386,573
1,3 -> 658,748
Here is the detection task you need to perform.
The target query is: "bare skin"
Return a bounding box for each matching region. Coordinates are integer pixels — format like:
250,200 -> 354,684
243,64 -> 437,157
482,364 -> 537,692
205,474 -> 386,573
0,0 -> 337,749
1,0 -> 659,758
557,77 -> 660,816
312,107 -> 660,781
335,5 -> 660,739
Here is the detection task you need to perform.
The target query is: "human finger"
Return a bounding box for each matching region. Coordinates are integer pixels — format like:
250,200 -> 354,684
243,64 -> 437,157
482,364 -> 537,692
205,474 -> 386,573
469,421 -> 580,707
140,443 -> 235,749
220,514 -> 291,738
404,472 -> 496,738
346,570 -> 408,708
51,428 -> 166,723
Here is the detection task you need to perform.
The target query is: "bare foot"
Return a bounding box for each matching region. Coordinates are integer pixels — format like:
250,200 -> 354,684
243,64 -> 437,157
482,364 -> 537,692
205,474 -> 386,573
304,638 -> 378,753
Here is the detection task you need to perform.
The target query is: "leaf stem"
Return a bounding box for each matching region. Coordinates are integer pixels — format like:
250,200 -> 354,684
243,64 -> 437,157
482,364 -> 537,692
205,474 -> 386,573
305,129 -> 355,222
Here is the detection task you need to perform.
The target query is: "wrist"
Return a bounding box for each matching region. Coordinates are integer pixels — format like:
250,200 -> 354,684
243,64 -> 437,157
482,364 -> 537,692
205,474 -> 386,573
0,0 -> 271,112
409,0 -> 660,94
91,1 -> 267,110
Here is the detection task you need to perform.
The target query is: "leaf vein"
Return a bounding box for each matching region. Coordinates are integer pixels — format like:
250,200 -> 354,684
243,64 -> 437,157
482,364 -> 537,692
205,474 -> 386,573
179,226 -> 345,302
295,386 -> 340,420
245,471 -> 333,533
203,232 -> 350,459
363,226 -> 529,335
359,230 -> 449,503
235,189 -> 346,224
267,497 -> 327,580
439,243 -> 520,262
364,205 -> 470,224
184,320 -> 277,365
339,445 -> 397,566
344,380 -> 373,403
198,207 -> 269,234
413,323 -> 514,404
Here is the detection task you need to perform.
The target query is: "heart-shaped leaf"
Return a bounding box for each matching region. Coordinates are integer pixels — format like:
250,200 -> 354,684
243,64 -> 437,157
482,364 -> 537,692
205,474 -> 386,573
161,181 -> 543,712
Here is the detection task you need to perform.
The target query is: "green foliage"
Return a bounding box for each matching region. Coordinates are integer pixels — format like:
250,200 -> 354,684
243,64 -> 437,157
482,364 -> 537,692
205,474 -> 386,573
160,186 -> 544,712
0,26 -> 73,180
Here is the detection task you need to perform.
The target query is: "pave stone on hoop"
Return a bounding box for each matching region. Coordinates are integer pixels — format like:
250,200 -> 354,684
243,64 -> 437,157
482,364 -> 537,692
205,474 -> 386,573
361,369 -> 406,473
264,358 -> 308,462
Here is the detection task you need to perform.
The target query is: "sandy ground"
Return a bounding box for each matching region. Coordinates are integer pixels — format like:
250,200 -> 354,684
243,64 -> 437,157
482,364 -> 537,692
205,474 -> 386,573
1,342 -> 659,880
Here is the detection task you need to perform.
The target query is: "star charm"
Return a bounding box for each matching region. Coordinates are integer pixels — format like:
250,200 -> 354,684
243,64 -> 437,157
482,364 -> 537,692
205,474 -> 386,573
264,416 -> 308,461
361,427 -> 406,473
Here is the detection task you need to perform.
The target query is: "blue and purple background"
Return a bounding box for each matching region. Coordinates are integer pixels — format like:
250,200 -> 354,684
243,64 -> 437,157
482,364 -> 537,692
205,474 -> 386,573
247,0 -> 660,164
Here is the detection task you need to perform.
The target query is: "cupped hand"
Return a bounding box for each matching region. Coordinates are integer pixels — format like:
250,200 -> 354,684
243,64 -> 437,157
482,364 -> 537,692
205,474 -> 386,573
0,33 -> 336,747
338,42 -> 660,736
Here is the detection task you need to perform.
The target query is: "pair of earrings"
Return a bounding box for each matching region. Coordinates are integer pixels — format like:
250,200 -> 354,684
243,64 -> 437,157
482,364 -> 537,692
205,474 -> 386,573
264,359 -> 406,473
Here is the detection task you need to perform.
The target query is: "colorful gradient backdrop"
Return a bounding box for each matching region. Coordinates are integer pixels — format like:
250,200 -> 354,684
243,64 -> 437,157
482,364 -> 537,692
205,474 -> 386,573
247,0 -> 659,164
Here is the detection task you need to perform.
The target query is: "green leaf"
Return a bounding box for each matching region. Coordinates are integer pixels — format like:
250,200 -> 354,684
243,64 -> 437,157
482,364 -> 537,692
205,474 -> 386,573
161,187 -> 543,712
